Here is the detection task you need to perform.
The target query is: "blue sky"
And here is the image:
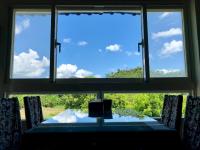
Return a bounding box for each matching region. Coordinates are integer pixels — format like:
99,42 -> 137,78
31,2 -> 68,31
13,11 -> 185,78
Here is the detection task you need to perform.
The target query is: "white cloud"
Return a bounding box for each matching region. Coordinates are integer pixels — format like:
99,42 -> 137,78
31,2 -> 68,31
57,64 -> 93,78
159,12 -> 173,19
152,28 -> 182,39
13,49 -> 50,78
156,69 -> 180,74
106,44 -> 121,52
57,64 -> 77,78
134,52 -> 141,56
125,51 -> 141,57
15,18 -> 30,35
78,41 -> 88,46
15,26 -> 21,35
75,69 -> 93,78
22,19 -> 30,28
125,51 -> 133,56
63,38 -> 71,43
160,40 -> 183,57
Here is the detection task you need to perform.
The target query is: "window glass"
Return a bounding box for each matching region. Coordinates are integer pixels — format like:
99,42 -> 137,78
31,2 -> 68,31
10,92 -> 187,124
11,93 -> 97,123
147,10 -> 187,77
56,10 -> 143,78
103,92 -> 187,122
11,10 -> 51,78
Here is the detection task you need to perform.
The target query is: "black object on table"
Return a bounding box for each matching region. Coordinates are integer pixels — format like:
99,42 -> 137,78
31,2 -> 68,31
88,100 -> 104,117
103,99 -> 112,119
88,99 -> 112,118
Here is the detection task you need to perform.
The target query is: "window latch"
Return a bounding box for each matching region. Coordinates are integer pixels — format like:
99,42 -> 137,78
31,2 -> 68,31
56,41 -> 61,53
138,40 -> 143,52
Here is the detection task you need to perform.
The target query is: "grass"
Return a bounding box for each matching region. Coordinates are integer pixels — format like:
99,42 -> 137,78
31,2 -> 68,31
20,105 -> 65,120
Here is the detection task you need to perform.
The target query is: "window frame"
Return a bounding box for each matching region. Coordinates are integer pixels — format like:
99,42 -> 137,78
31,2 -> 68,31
4,1 -> 195,94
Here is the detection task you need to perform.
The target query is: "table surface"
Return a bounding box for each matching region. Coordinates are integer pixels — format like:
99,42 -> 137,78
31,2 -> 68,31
24,109 -> 175,133
22,109 -> 179,150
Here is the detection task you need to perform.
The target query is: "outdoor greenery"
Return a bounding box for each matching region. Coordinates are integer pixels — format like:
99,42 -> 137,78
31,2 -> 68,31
15,92 -> 186,118
12,67 -> 187,118
106,67 -> 143,78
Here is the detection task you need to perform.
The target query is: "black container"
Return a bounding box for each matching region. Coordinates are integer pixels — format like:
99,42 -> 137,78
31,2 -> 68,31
88,100 -> 104,117
103,99 -> 112,119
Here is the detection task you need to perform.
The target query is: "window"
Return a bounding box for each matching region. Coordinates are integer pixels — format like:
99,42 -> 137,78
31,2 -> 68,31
147,10 -> 187,78
8,5 -> 192,94
11,10 -> 51,78
10,92 -> 187,124
56,9 -> 143,78
10,7 -> 189,80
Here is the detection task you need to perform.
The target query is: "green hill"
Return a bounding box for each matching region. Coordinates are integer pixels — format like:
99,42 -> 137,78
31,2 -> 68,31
106,67 -> 143,78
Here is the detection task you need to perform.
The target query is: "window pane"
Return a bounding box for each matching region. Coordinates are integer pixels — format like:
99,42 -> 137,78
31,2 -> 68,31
56,10 -> 143,78
11,93 -> 97,123
103,92 -> 187,123
11,10 -> 51,78
147,10 -> 187,77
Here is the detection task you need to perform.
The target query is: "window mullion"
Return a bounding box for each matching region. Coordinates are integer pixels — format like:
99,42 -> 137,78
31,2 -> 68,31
50,5 -> 57,83
142,5 -> 150,82
96,91 -> 104,126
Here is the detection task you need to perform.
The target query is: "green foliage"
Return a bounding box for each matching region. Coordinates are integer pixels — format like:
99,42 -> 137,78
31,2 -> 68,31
105,93 -> 164,117
11,94 -> 66,108
134,94 -> 164,116
106,67 -> 143,78
40,95 -> 65,108
64,93 -> 96,110
104,93 -> 127,109
12,93 -> 187,118
13,95 -> 25,108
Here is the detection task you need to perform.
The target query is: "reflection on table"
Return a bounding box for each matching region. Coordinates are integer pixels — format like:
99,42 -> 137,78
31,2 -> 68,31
42,109 -> 96,123
42,109 -> 157,124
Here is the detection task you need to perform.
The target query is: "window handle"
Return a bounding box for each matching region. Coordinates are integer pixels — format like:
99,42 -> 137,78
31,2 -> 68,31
56,41 -> 61,53
138,40 -> 143,52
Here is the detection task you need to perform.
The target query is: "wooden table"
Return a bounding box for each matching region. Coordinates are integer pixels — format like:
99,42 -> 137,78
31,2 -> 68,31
21,109 -> 181,150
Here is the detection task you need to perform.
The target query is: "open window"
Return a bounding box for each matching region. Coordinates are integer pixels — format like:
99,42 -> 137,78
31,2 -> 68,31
147,10 -> 187,78
11,10 -> 51,79
53,6 -> 146,79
